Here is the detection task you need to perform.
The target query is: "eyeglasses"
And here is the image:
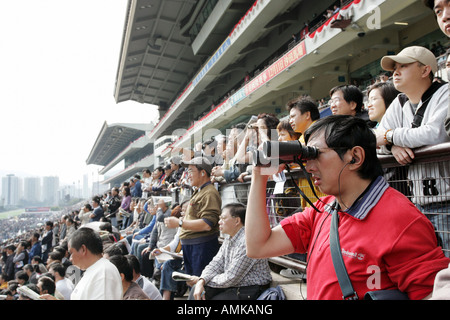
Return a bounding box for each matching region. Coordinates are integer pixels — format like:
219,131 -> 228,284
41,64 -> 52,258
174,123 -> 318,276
327,97 -> 343,106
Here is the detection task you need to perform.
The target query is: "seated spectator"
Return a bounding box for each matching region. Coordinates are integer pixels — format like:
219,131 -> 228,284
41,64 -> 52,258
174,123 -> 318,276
48,262 -> 74,300
108,254 -> 150,300
245,115 -> 450,300
37,275 -> 64,300
328,84 -> 377,128
190,203 -> 272,300
46,250 -> 63,269
128,199 -> 157,258
376,46 -> 450,255
366,81 -> 400,125
141,199 -> 177,280
17,284 -> 40,300
0,274 -> 8,290
23,264 -> 38,285
30,255 -> 47,274
153,200 -> 188,300
89,197 -> 104,222
14,270 -> 29,286
126,254 -> 162,300
42,227 -> 123,300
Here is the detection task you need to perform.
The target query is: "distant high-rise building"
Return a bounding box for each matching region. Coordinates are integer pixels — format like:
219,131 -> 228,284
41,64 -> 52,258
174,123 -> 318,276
42,176 -> 59,205
1,174 -> 20,207
24,177 -> 41,203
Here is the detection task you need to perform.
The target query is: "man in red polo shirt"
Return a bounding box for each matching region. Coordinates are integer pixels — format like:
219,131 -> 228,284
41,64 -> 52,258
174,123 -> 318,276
245,115 -> 450,300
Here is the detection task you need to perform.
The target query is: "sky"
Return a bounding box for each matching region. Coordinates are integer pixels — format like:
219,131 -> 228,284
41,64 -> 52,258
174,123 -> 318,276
0,1 -> 160,187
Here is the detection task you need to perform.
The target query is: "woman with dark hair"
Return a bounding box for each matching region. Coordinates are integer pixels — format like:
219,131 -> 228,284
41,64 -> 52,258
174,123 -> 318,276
367,81 -> 400,125
120,187 -> 132,229
235,113 -> 280,165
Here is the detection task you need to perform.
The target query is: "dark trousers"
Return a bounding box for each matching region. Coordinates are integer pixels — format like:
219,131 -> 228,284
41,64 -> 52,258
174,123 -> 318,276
182,237 -> 219,276
189,284 -> 270,300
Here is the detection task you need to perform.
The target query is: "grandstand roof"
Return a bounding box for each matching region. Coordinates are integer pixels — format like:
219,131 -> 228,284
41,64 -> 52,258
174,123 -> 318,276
86,121 -> 152,166
113,0 -> 296,138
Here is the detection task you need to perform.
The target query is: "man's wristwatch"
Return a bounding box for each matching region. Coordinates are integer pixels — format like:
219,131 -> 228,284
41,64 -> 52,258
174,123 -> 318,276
385,129 -> 394,145
178,218 -> 183,227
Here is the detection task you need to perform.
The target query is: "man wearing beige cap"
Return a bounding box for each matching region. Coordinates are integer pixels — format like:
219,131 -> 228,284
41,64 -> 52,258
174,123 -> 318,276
164,156 -> 221,278
376,45 -> 450,257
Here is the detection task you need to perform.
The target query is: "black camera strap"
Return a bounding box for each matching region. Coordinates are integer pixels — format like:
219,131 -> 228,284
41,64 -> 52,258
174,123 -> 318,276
285,162 -> 322,213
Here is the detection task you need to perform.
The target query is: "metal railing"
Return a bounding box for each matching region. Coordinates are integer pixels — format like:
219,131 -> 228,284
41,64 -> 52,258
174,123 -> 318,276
214,142 -> 450,272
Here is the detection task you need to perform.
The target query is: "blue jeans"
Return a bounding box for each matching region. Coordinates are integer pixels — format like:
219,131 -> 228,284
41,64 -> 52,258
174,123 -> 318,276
159,259 -> 183,295
182,237 -> 219,276
416,202 -> 450,258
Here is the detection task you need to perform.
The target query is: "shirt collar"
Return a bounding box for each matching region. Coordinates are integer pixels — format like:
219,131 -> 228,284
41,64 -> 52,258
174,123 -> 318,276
325,176 -> 389,220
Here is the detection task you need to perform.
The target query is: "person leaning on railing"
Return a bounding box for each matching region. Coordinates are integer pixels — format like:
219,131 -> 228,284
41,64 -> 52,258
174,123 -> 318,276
375,46 -> 450,256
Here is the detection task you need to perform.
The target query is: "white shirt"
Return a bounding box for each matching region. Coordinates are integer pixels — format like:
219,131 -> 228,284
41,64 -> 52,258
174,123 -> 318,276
56,277 -> 74,300
71,258 -> 123,300
136,275 -> 162,300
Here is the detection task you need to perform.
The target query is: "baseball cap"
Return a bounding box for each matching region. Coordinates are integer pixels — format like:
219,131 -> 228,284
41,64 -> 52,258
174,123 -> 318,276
180,156 -> 212,174
381,46 -> 437,74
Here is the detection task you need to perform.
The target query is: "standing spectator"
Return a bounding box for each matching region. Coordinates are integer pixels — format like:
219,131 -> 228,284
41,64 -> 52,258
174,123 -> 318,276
288,95 -> 320,143
12,241 -> 28,274
78,203 -> 92,226
422,1 -> 449,136
120,187 -> 132,229
165,157 -> 221,278
151,167 -> 166,194
2,245 -> 16,281
64,218 -> 77,241
376,46 -> 450,254
190,203 -> 272,300
328,85 -> 377,128
106,187 -> 122,228
41,221 -> 54,263
28,233 -> 42,264
366,81 -> 400,125
89,197 -> 104,222
59,215 -> 68,242
42,228 -> 122,300
423,0 -> 450,37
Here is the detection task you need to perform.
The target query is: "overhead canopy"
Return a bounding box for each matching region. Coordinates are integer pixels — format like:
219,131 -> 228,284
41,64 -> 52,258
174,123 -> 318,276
114,0 -> 258,134
114,0 -> 202,110
86,121 -> 152,166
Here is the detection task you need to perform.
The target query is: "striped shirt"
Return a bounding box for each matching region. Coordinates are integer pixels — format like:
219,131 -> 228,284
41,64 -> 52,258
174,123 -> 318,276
200,227 -> 272,288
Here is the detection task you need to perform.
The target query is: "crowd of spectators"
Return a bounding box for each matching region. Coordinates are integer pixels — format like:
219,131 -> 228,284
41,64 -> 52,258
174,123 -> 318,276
0,0 -> 449,301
